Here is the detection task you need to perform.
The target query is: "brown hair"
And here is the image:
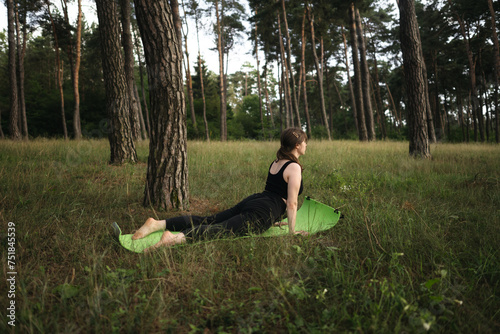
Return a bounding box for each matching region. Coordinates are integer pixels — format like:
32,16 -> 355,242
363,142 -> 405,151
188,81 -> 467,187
276,127 -> 307,169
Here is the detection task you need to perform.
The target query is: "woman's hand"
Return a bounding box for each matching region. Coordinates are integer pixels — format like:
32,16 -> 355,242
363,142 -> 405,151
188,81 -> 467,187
274,221 -> 288,227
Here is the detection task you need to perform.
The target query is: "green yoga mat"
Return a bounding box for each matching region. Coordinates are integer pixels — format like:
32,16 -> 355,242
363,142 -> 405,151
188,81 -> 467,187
112,197 -> 341,253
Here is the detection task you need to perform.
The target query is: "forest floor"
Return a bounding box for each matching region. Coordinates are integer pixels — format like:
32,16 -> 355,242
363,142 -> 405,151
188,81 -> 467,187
1,139 -> 499,333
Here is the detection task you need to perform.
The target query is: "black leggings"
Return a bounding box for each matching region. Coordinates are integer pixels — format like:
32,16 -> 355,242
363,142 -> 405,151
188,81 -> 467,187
163,192 -> 286,241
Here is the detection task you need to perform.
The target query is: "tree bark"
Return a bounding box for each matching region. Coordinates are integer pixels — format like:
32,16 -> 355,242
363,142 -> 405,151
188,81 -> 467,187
356,9 -> 375,141
487,0 -> 500,143
73,0 -> 83,139
281,0 -> 301,127
399,0 -> 431,158
215,0 -> 227,141
133,26 -> 151,137
342,25 -> 359,138
120,0 -> 142,140
45,1 -> 68,140
301,10 -> 312,138
14,3 -> 28,139
277,11 -> 291,128
447,0 -> 484,142
134,0 -> 189,210
307,5 -> 330,140
180,0 -> 198,136
96,0 -> 137,164
277,9 -> 292,128
193,4 -> 210,141
349,3 -> 368,141
8,0 -> 20,140
254,10 -> 265,138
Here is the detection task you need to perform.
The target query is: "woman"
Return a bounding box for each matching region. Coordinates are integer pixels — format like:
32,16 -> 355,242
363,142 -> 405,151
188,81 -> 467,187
133,127 -> 308,251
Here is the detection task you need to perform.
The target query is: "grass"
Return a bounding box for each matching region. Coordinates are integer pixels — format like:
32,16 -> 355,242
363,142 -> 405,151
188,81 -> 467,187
1,138 -> 499,333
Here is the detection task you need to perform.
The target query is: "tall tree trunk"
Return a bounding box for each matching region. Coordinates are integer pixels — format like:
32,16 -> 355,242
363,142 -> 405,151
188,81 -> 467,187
14,3 -> 28,139
263,60 -> 275,131
193,5 -> 210,141
198,54 -> 210,141
399,0 -> 431,158
254,10 -> 264,138
356,9 -> 375,141
46,1 -> 68,139
431,51 -> 443,140
487,0 -> 500,143
342,25 -> 359,138
349,3 -> 367,141
120,0 -> 141,140
215,0 -> 227,141
134,0 -> 189,210
180,0 -> 198,136
277,10 -> 292,127
61,0 -> 80,139
281,0 -> 300,127
96,0 -> 137,164
307,5 -> 330,139
73,0 -> 83,139
8,0 -> 20,140
372,54 -> 387,139
447,0 -> 484,142
301,10 -> 312,138
277,14 -> 291,128
134,83 -> 148,139
133,26 -> 151,137
419,51 -> 436,143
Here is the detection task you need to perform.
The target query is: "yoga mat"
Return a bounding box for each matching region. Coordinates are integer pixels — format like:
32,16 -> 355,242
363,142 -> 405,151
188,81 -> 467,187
112,197 -> 341,253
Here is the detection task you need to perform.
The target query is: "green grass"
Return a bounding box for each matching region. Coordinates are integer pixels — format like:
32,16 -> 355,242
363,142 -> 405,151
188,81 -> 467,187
1,139 -> 499,333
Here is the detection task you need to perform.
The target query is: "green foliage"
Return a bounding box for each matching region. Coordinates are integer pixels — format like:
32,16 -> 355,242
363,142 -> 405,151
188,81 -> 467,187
0,139 -> 499,332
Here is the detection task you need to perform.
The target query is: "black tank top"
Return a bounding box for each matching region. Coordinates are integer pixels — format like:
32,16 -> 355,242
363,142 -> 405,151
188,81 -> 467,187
264,161 -> 303,200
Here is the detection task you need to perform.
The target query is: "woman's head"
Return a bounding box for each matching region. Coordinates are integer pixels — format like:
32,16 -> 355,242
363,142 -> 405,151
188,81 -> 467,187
276,127 -> 308,166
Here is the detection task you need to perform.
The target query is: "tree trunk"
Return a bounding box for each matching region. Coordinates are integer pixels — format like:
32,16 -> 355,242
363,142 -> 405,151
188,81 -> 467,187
193,6 -> 210,141
180,0 -> 198,136
431,51 -> 443,141
96,0 -> 137,164
301,10 -> 312,138
355,9 -> 375,141
487,0 -> 500,143
61,0 -> 80,139
307,5 -> 331,140
281,0 -> 301,127
8,0 -> 20,140
254,10 -> 264,138
277,10 -> 292,128
263,61 -> 275,131
46,1 -> 68,140
419,50 -> 436,143
215,0 -> 227,141
447,0 -> 484,142
372,54 -> 387,139
342,26 -> 359,138
120,0 -> 142,140
134,0 -> 189,210
199,54 -> 210,141
349,3 -> 367,141
399,0 -> 431,158
14,3 -> 28,139
73,0 -> 83,139
133,26 -> 151,137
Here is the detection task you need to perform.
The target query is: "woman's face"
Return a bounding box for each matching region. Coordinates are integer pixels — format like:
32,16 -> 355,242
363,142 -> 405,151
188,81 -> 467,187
296,140 -> 307,156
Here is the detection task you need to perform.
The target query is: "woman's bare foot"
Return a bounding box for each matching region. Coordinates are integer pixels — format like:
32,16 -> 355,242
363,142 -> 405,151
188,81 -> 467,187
143,231 -> 186,253
274,221 -> 288,227
132,218 -> 166,240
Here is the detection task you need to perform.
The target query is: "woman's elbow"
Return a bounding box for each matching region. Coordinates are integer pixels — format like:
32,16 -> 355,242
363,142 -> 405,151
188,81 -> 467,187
287,200 -> 298,211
